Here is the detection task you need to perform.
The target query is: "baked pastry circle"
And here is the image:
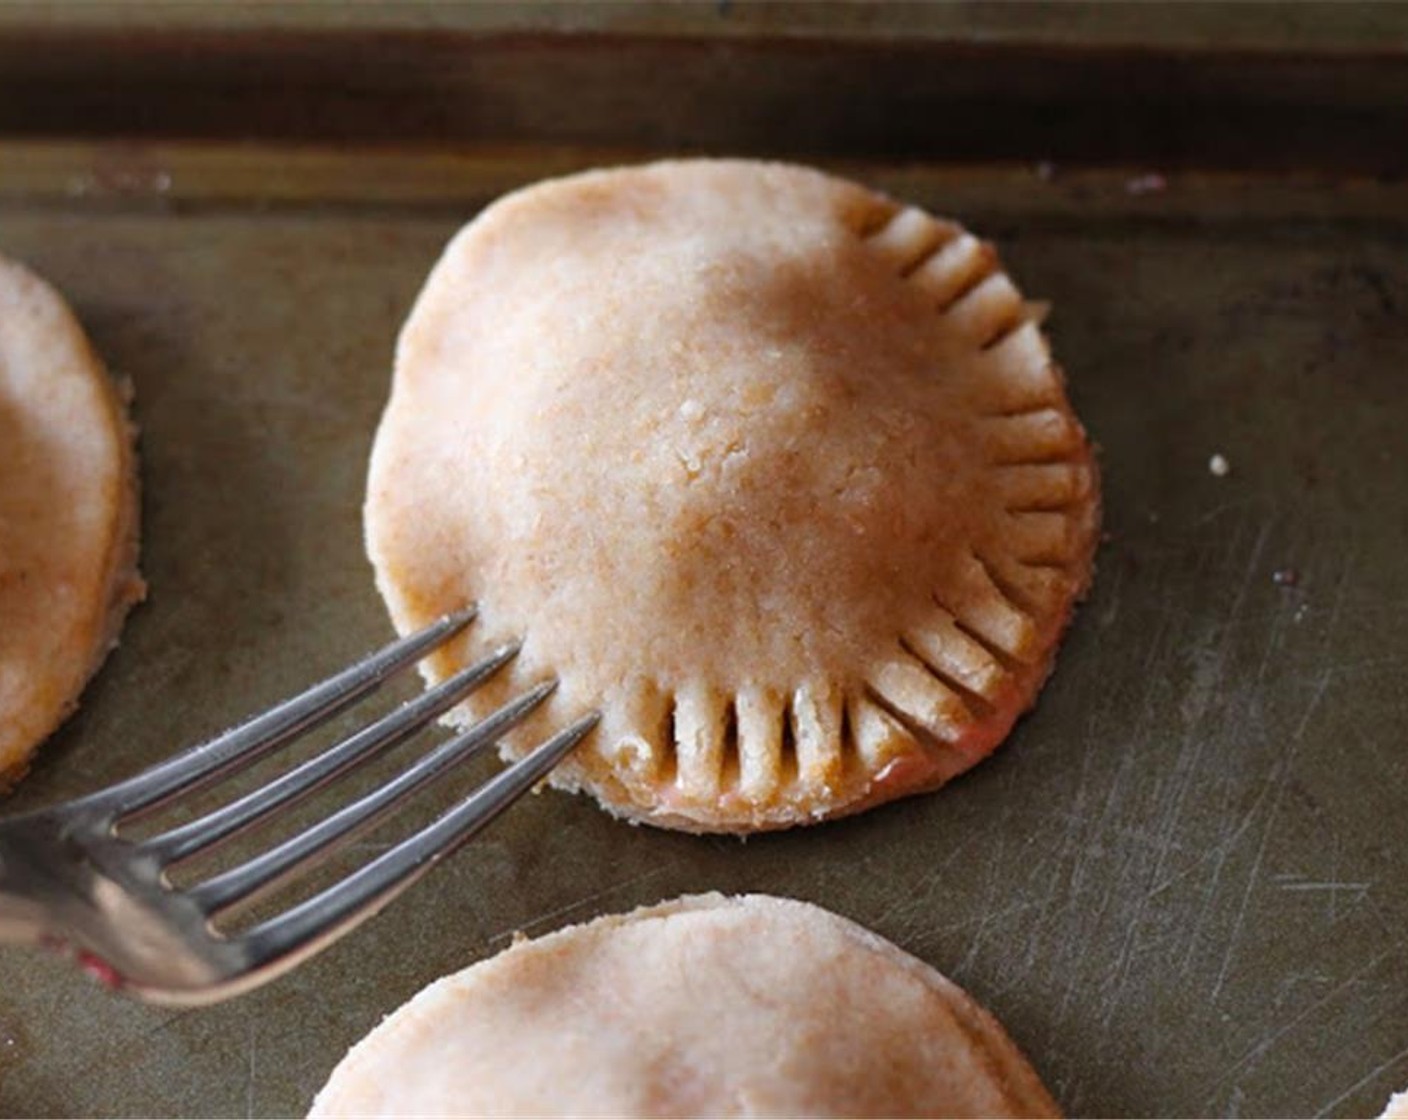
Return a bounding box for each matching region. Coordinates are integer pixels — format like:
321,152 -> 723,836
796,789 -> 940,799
0,254 -> 143,788
309,893 -> 1060,1118
366,159 -> 1099,832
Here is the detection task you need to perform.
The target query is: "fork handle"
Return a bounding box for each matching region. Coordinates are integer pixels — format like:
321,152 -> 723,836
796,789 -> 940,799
0,832 -> 55,945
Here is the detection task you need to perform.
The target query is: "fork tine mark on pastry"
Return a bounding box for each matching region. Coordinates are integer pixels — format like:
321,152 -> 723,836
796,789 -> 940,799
848,693 -> 920,774
672,682 -> 729,802
981,407 -> 1084,464
605,677 -> 670,788
1002,511 -> 1078,565
995,462 -> 1095,512
897,635 -> 997,721
904,605 -> 1008,702
981,304 -> 1044,353
863,205 -> 960,276
867,650 -> 977,743
845,197 -> 902,239
908,232 -> 1001,310
736,684 -> 785,802
977,323 -> 1066,411
791,681 -> 844,794
946,272 -> 1028,348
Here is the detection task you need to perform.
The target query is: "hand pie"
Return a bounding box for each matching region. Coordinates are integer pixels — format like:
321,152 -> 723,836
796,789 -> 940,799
365,159 -> 1099,832
0,254 -> 143,789
310,893 -> 1060,1118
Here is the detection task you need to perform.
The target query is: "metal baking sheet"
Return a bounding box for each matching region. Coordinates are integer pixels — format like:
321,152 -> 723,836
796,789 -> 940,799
2,11 -> 1407,1118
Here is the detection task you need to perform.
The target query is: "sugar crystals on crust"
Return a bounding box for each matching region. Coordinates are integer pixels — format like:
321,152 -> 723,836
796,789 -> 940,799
365,160 -> 1099,832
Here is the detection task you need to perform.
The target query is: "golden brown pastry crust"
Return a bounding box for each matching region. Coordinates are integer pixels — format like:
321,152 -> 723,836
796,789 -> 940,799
310,893 -> 1061,1118
366,159 -> 1098,832
0,254 -> 143,789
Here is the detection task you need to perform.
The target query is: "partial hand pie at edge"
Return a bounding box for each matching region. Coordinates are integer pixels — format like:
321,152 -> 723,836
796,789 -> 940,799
310,893 -> 1061,1118
0,253 -> 144,790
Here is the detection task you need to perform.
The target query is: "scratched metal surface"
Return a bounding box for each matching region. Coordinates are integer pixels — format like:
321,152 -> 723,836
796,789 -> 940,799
0,152 -> 1406,1118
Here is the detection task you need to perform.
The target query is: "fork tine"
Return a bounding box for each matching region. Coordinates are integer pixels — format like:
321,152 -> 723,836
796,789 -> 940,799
139,643 -> 520,867
188,681 -> 558,916
238,713 -> 598,979
80,608 -> 477,822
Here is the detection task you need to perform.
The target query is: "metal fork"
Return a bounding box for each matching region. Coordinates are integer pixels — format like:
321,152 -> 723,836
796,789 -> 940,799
0,607 -> 597,1007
